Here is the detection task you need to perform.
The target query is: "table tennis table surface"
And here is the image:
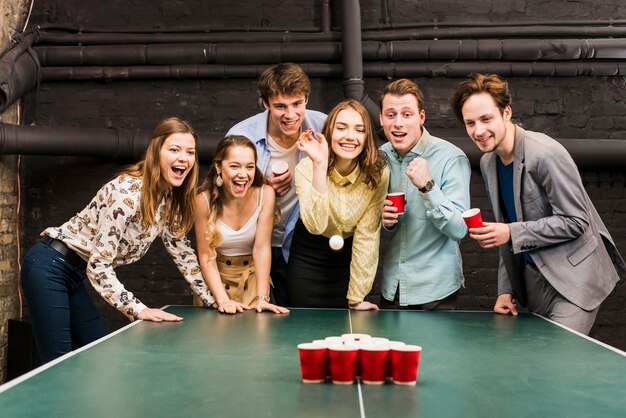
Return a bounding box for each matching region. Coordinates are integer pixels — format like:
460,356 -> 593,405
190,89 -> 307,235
1,307 -> 625,417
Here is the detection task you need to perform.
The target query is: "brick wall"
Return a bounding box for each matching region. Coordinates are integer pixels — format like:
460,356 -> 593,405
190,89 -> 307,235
9,0 -> 626,375
0,0 -> 30,385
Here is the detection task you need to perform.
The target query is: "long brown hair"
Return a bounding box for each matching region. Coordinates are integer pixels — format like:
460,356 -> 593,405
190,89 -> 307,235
322,99 -> 386,188
119,117 -> 199,238
199,135 -> 264,254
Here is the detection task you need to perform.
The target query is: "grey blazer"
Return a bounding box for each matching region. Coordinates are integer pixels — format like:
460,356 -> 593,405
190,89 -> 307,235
480,125 -> 625,310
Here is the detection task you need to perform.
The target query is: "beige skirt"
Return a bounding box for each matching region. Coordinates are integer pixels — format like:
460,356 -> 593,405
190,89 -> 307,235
193,253 -> 269,307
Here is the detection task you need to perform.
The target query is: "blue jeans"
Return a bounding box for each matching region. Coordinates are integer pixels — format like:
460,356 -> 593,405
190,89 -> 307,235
21,241 -> 106,363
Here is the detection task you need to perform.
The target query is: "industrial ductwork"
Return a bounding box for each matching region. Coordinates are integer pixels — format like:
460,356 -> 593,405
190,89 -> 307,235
339,0 -> 383,140
0,123 -> 220,162
1,0 -> 626,168
1,122 -> 624,170
0,30 -> 40,113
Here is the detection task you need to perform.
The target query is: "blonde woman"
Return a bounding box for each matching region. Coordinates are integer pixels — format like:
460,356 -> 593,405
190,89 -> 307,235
287,100 -> 389,310
194,135 -> 289,314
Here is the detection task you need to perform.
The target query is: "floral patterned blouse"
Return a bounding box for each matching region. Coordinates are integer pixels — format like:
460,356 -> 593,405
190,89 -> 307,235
42,174 -> 214,320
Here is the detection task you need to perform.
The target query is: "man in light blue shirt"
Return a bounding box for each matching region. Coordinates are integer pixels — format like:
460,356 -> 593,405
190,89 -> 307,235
379,79 -> 471,309
227,63 -> 326,306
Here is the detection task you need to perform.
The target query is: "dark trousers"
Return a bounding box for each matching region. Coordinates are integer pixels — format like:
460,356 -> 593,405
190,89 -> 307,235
270,247 -> 289,306
21,241 -> 106,363
381,289 -> 460,311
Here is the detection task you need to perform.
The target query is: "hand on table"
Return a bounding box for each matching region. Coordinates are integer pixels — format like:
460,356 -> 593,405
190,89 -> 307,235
137,308 -> 183,322
212,300 -> 251,314
253,300 -> 290,314
493,294 -> 518,316
349,301 -> 380,311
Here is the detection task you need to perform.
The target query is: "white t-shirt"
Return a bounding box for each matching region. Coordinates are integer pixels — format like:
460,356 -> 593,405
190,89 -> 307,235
265,133 -> 299,247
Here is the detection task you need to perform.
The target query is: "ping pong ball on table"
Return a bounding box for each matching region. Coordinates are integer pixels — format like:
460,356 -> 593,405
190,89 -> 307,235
329,235 -> 344,251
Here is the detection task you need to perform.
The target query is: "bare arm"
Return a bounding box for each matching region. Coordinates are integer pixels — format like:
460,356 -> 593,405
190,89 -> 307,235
193,192 -> 249,314
252,185 -> 289,314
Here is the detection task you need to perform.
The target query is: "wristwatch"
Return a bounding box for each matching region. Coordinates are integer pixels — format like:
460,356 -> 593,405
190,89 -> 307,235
255,295 -> 270,303
419,179 -> 435,193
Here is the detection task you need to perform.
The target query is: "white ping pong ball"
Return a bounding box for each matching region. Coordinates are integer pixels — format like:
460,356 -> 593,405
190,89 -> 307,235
329,235 -> 344,251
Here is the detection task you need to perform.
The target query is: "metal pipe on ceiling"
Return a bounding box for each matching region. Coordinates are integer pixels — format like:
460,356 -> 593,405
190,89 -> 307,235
1,122 -> 624,170
38,61 -> 626,83
32,38 -> 626,67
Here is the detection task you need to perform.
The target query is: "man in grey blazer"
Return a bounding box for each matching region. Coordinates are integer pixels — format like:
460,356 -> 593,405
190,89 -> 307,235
450,73 -> 625,334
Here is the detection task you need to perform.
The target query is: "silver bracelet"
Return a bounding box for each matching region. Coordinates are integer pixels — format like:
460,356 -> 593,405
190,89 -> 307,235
255,295 -> 270,303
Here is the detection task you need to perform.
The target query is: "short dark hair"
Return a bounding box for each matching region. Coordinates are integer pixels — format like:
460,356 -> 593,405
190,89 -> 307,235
258,63 -> 311,105
449,73 -> 512,122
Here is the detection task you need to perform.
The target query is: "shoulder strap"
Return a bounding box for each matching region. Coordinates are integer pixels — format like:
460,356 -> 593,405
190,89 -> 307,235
257,186 -> 264,208
202,191 -> 211,211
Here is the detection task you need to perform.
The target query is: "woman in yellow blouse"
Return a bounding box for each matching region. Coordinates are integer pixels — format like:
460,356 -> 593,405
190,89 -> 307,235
20,117 -> 216,363
286,99 -> 389,310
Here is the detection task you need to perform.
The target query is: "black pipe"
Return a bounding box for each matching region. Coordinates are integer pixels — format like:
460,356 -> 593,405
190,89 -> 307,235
38,61 -> 626,82
362,19 -> 626,30
0,31 -> 40,112
35,26 -> 626,46
1,122 -> 624,170
320,0 -> 331,34
340,0 -> 384,141
37,31 -> 338,46
34,43 -> 341,66
0,123 -> 220,162
33,39 -> 626,67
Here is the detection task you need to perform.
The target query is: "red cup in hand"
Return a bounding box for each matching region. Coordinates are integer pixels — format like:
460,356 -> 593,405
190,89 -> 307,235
387,192 -> 406,215
271,161 -> 289,177
462,208 -> 484,229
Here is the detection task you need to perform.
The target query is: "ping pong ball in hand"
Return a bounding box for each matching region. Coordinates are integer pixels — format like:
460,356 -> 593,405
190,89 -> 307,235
329,235 -> 344,251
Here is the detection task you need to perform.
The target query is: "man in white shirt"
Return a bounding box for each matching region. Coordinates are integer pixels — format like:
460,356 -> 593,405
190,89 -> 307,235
227,63 -> 326,305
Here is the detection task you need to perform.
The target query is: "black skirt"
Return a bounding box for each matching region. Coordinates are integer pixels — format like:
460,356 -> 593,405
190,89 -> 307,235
286,219 -> 353,308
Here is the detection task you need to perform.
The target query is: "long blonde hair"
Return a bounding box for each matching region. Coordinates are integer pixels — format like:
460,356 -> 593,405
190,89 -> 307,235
119,117 -> 199,238
199,135 -> 265,255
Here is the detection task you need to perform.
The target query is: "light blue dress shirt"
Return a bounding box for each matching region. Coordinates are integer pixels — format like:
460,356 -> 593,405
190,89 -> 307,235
227,109 -> 327,261
379,128 -> 471,305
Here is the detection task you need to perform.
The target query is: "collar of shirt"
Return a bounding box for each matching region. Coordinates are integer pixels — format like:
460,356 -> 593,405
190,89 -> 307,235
330,164 -> 361,187
388,127 -> 432,161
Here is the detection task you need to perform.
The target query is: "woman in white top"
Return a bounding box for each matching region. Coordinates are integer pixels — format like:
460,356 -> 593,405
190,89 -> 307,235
194,135 -> 289,314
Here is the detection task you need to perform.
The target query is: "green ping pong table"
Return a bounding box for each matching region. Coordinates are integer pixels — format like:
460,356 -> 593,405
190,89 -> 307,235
1,307 -> 625,417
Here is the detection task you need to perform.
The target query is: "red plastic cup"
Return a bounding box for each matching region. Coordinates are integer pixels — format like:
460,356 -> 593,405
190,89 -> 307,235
462,208 -> 483,229
391,345 -> 422,385
387,192 -> 406,215
386,341 -> 405,378
298,342 -> 328,383
328,344 -> 359,384
271,161 -> 289,177
340,333 -> 371,343
360,344 -> 390,385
